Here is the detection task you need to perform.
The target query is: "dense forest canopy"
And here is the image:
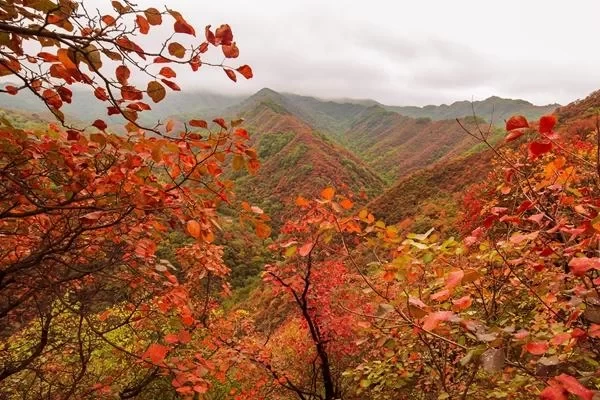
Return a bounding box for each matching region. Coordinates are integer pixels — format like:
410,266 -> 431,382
1,1 -> 600,400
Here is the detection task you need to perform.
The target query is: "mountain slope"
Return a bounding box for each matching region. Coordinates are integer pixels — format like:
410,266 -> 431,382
231,99 -> 385,222
342,105 -> 490,181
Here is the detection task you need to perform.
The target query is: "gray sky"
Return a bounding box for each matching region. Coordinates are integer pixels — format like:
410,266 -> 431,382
136,1 -> 600,106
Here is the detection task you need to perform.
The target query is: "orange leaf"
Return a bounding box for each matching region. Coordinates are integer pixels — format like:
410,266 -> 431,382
255,223 -> 271,239
296,196 -> 310,207
321,187 -> 335,201
340,198 -> 353,210
186,220 -> 201,239
165,119 -> 175,132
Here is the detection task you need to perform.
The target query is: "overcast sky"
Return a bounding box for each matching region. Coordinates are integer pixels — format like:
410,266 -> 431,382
148,1 -> 599,106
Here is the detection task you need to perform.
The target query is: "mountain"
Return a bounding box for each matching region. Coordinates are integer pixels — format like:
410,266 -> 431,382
368,149 -> 494,232
340,105 -> 492,181
228,91 -> 386,222
224,89 -> 511,182
386,96 -> 559,124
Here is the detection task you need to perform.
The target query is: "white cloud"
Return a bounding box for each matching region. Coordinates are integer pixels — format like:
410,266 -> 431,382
88,0 -> 600,105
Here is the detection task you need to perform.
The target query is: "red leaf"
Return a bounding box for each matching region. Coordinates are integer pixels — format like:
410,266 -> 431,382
67,130 -> 80,141
143,343 -> 169,364
116,65 -> 130,85
525,341 -> 548,355
38,52 -> 59,62
222,42 -> 239,58
445,270 -> 464,290
56,86 -> 72,103
92,119 -> 107,131
189,119 -> 207,128
539,115 -> 557,134
430,289 -> 450,302
505,128 -> 526,142
212,118 -> 227,129
528,140 -> 552,159
540,386 -> 568,400
154,56 -> 170,63
102,15 -> 116,26
589,324 -> 600,338
568,257 -> 600,277
236,65 -> 253,79
422,311 -> 454,331
215,24 -> 233,45
205,25 -> 216,45
190,56 -> 201,72
298,241 -> 313,257
174,19 -> 196,36
452,295 -> 472,311
224,68 -> 237,82
553,374 -> 594,400
4,85 -> 18,95
94,87 -> 109,101
136,15 -> 150,34
164,333 -> 179,344
506,115 -> 529,131
159,67 -> 176,78
161,79 -> 181,91
42,89 -> 62,109
121,85 -> 143,101
234,128 -> 249,139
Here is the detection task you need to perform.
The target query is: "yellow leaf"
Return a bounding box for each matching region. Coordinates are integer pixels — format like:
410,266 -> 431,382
147,81 -> 166,103
256,223 -> 271,239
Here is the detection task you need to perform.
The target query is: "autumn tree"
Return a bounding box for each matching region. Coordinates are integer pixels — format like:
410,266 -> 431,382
0,1 -> 265,398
